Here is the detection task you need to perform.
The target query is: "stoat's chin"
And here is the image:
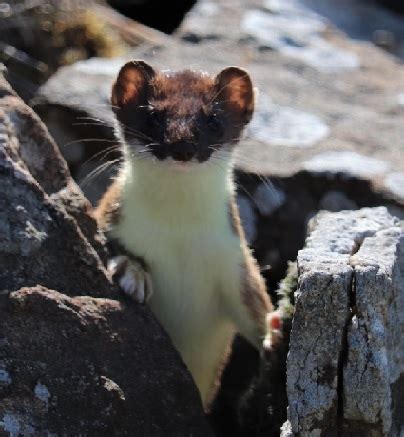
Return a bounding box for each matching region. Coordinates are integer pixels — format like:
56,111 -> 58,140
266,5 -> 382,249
170,161 -> 197,172
160,158 -> 206,173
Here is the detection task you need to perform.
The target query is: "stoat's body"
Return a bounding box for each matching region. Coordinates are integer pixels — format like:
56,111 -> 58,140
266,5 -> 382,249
95,61 -> 280,406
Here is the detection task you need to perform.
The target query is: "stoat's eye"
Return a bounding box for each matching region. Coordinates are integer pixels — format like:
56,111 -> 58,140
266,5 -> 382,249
207,113 -> 223,136
147,109 -> 165,127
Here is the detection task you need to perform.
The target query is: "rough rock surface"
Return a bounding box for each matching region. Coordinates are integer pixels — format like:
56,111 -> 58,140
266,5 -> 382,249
0,287 -> 210,436
0,73 -> 211,435
287,207 -> 403,435
0,72 -> 113,295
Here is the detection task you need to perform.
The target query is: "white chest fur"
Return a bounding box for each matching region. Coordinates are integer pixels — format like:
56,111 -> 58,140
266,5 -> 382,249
113,158 -> 243,402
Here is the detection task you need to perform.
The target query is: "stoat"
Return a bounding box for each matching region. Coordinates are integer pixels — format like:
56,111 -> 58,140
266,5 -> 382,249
95,60 -> 281,407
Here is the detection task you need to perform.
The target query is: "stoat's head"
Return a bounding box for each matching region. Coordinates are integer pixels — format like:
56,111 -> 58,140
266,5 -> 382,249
111,60 -> 254,167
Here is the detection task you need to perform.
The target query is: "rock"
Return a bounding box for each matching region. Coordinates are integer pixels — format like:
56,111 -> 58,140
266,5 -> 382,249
343,223 -> 404,434
299,0 -> 404,60
32,0 -> 404,208
179,1 -> 221,42
287,207 -> 403,435
0,74 -> 211,435
247,93 -> 330,148
0,286 -> 211,436
241,5 -> 360,73
0,75 -> 114,295
303,151 -> 391,178
384,172 -> 404,201
319,190 -> 357,212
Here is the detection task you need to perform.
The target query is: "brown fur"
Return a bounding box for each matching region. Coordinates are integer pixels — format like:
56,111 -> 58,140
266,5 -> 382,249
110,61 -> 255,155
150,71 -> 216,111
228,199 -> 273,333
215,67 -> 255,124
94,179 -> 122,231
240,248 -> 273,333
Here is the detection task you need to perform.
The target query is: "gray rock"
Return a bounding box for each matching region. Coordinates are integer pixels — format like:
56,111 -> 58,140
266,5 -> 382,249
303,151 -> 391,178
384,172 -> 404,201
248,93 -> 330,148
0,77 -> 113,295
344,223 -> 404,434
0,286 -> 212,436
288,227 -> 352,433
298,0 -> 404,60
241,5 -> 360,73
287,207 -> 403,434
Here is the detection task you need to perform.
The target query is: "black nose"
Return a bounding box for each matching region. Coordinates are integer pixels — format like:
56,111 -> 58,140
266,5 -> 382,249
170,142 -> 195,162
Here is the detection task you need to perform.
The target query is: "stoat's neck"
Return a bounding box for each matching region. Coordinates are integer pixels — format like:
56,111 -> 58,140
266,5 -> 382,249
119,156 -> 235,227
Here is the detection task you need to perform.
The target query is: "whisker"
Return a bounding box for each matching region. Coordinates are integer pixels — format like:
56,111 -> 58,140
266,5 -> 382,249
71,120 -> 152,143
72,122 -> 114,129
74,115 -> 154,143
81,145 -> 122,168
80,158 -> 122,188
60,138 -> 119,148
119,125 -> 153,142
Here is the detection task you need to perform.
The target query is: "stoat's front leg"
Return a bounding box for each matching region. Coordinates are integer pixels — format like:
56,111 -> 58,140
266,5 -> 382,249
108,254 -> 153,304
226,202 -> 282,352
225,247 -> 282,352
95,184 -> 153,304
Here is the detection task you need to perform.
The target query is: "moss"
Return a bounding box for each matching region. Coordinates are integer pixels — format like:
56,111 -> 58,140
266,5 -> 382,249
276,260 -> 297,318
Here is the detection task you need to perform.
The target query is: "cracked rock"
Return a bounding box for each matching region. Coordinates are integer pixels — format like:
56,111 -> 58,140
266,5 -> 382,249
286,207 -> 403,435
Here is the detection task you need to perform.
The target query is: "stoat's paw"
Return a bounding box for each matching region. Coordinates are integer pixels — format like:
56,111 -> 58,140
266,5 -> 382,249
107,255 -> 153,304
263,310 -> 282,352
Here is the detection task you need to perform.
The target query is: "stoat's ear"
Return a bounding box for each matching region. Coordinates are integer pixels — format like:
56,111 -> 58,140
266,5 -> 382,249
214,67 -> 254,124
111,60 -> 155,110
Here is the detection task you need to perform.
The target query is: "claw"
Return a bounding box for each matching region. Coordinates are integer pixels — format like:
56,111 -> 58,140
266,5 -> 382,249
108,255 -> 153,304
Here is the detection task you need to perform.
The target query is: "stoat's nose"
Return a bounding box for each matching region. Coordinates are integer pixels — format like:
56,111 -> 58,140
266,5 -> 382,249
170,142 -> 195,162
